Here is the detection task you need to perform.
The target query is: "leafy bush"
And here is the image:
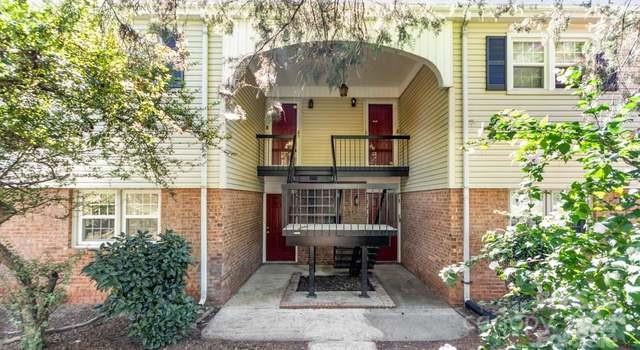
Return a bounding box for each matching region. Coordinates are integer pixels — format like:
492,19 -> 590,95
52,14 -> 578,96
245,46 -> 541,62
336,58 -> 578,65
440,71 -> 640,348
83,230 -> 197,349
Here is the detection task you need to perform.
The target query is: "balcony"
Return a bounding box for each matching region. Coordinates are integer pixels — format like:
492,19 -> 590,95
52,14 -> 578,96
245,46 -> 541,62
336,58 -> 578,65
256,134 -> 410,177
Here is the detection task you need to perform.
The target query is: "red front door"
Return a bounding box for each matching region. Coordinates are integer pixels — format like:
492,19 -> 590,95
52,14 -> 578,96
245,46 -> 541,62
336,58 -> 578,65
368,192 -> 398,262
266,194 -> 295,261
271,103 -> 297,165
368,104 -> 394,166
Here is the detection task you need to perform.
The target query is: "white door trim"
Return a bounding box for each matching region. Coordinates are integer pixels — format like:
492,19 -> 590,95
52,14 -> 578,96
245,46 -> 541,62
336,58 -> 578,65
363,99 -> 398,166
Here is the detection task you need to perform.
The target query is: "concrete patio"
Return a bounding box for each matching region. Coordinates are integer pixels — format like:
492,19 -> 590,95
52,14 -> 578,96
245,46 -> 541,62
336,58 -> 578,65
202,264 -> 474,344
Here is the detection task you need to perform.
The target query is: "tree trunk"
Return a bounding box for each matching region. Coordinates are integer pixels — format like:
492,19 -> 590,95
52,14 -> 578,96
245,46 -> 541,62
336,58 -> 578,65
20,307 -> 45,350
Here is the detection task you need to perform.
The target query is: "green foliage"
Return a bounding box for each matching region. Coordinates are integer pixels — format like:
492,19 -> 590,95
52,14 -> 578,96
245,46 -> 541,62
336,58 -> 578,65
0,243 -> 78,350
0,0 -> 221,221
82,230 -> 197,349
441,69 -> 640,348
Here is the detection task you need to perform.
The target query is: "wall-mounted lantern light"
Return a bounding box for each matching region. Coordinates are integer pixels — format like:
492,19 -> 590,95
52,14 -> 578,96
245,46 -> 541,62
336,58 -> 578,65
308,99 -> 314,109
339,83 -> 348,97
351,97 -> 357,107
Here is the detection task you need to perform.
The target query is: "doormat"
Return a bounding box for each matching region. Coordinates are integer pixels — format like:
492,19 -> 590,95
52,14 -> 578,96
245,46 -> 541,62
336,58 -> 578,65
296,275 -> 375,292
280,272 -> 395,309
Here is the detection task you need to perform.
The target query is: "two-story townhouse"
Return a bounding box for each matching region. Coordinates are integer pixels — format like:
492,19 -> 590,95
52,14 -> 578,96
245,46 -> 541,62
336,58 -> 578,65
0,5 -> 617,307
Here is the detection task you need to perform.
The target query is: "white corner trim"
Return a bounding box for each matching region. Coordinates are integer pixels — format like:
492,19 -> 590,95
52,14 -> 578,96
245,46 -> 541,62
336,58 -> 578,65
199,20 -> 209,305
447,87 -> 456,188
462,27 -> 471,303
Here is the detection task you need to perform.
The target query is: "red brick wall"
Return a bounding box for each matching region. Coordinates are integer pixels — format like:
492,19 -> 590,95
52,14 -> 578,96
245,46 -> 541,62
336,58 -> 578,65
207,189 -> 263,305
297,246 -> 334,265
469,189 -> 509,300
401,189 -> 463,305
0,190 -> 105,303
400,188 -> 509,305
0,188 -> 264,307
161,189 -> 202,297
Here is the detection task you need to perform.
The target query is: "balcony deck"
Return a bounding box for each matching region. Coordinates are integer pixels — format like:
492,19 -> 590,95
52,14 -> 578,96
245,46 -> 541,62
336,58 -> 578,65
256,134 -> 410,178
256,165 -> 409,177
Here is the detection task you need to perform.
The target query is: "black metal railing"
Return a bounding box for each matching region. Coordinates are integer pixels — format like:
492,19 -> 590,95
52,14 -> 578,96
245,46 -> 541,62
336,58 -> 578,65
331,135 -> 410,168
281,183 -> 399,236
257,134 -> 296,167
286,136 -> 297,183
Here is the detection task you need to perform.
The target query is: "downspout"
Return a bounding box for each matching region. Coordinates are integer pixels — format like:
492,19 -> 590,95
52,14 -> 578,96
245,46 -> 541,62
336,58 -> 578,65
199,19 -> 209,305
461,23 -> 471,303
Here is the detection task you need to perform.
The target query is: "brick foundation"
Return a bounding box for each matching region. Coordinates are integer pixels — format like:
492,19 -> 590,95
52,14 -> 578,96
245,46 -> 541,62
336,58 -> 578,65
1,186 -> 507,306
0,188 -> 263,306
207,189 -> 263,305
400,188 -> 508,305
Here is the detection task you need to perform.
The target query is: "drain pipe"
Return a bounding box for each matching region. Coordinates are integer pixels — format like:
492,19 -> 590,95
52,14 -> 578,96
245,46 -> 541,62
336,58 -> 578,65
461,23 -> 471,304
460,22 -> 495,319
199,19 -> 209,305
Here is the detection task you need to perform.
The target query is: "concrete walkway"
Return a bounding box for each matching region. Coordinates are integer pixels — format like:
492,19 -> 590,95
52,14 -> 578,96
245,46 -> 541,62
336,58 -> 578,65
202,264 -> 474,343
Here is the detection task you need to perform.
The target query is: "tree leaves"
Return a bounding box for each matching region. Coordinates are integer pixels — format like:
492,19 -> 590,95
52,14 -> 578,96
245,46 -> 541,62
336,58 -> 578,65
441,69 -> 640,348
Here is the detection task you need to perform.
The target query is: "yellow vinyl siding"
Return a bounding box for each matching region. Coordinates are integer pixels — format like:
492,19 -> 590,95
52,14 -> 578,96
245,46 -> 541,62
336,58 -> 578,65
74,19 -> 205,188
298,98 -> 365,166
457,21 -> 591,189
399,66 -> 449,192
206,30 -> 223,188
224,85 -> 265,192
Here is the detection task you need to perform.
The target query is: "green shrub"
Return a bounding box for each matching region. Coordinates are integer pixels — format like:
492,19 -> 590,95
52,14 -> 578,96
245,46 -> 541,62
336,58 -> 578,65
83,230 -> 197,349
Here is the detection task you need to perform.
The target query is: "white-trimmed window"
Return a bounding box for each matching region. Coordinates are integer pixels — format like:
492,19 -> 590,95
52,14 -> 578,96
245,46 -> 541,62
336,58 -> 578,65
511,39 -> 546,89
506,34 -> 590,92
75,189 -> 161,248
554,40 -> 586,88
509,190 -> 562,219
124,191 -> 161,236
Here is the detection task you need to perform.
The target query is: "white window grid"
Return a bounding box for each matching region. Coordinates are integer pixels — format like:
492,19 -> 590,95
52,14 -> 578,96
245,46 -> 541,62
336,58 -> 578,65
509,190 -> 563,220
123,190 -> 161,236
553,39 -> 588,87
75,189 -> 161,248
506,33 -> 590,92
77,190 -> 120,247
507,36 -> 547,90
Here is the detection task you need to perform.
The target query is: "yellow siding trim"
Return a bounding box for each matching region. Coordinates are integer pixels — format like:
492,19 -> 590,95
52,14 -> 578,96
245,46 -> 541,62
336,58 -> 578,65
224,85 -> 265,192
298,98 -> 365,166
455,21 -> 591,189
399,66 -> 450,192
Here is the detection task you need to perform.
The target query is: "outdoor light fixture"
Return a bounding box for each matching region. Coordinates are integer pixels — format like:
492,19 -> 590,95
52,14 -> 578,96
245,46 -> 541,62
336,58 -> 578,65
308,99 -> 314,109
351,98 -> 357,107
339,83 -> 348,97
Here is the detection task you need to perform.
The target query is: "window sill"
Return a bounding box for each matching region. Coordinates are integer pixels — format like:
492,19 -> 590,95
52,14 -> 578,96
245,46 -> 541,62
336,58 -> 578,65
506,88 -> 576,95
74,241 -> 112,250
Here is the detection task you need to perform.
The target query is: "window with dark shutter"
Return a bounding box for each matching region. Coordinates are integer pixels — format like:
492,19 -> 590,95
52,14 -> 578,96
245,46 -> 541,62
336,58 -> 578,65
160,29 -> 184,88
486,36 -> 506,91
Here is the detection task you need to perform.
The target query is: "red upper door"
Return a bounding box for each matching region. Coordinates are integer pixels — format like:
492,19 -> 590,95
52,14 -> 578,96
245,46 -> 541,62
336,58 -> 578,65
271,103 -> 297,165
368,104 -> 394,166
266,194 -> 295,262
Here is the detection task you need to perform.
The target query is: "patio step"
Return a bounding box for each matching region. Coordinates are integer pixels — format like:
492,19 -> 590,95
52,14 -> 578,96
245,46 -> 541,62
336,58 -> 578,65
333,247 -> 379,275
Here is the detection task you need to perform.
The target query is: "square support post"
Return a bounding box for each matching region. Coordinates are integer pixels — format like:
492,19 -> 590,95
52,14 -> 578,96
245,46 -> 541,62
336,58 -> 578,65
308,246 -> 317,298
360,245 -> 369,298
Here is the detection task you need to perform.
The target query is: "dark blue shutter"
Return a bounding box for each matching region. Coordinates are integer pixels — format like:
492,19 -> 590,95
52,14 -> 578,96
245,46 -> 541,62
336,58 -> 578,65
161,29 -> 184,88
486,36 -> 506,91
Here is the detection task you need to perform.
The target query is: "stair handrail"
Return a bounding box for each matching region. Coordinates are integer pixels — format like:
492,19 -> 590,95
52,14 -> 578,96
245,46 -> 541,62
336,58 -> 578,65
330,135 -> 338,182
286,135 -> 297,183
374,189 -> 388,224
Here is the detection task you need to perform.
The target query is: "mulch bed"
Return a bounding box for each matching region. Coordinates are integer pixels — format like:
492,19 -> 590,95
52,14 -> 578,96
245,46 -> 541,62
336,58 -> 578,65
1,305 -> 307,350
296,274 -> 374,292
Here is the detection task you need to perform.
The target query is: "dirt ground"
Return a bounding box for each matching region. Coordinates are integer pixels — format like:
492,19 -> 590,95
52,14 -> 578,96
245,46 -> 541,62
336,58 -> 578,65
1,305 -> 306,350
1,305 -> 481,350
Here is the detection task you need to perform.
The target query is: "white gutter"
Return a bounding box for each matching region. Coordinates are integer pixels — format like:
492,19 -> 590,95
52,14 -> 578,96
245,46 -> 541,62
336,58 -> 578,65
199,19 -> 209,305
462,25 -> 471,303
